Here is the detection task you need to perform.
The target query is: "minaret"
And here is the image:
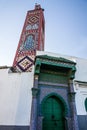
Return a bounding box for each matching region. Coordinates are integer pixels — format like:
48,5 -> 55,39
13,4 -> 45,72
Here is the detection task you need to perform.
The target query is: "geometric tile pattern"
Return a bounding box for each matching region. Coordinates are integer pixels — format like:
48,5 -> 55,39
17,55 -> 34,72
19,35 -> 35,51
28,15 -> 39,25
12,4 -> 45,72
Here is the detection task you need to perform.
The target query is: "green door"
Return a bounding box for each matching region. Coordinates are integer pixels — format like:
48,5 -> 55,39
42,96 -> 65,130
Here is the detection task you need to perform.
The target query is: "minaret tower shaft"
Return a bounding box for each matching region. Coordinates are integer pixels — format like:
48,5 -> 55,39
13,4 -> 45,72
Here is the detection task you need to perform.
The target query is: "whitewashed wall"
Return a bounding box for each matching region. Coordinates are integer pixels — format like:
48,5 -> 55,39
0,67 -> 34,125
74,82 -> 87,115
0,51 -> 87,126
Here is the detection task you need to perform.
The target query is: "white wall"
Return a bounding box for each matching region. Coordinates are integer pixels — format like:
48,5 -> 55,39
0,68 -> 34,125
74,82 -> 87,115
0,51 -> 87,126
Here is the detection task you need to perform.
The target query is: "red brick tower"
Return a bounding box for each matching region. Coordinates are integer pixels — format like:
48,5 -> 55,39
13,4 -> 45,72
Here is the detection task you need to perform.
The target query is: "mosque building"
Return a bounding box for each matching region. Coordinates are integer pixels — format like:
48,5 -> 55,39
0,4 -> 87,130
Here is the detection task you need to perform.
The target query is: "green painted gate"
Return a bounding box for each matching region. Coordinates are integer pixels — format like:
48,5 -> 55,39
42,96 -> 65,130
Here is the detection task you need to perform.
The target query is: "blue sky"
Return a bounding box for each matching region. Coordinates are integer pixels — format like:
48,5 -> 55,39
0,0 -> 87,66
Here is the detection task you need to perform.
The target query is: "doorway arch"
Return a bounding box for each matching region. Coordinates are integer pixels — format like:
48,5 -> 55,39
41,93 -> 68,130
85,98 -> 87,112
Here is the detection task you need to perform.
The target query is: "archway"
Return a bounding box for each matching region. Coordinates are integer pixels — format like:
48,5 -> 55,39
85,98 -> 87,112
41,94 -> 68,130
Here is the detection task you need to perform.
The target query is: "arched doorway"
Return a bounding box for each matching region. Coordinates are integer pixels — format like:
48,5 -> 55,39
42,95 -> 66,130
85,98 -> 87,112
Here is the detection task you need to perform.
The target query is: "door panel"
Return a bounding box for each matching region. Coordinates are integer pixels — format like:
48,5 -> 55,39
42,96 -> 65,130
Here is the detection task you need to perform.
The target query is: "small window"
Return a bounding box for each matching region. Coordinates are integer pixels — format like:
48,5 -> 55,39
85,98 -> 87,112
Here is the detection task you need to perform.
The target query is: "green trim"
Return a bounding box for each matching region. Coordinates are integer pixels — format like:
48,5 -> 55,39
39,72 -> 68,84
35,55 -> 76,79
36,55 -> 76,64
41,93 -> 68,116
34,62 -> 41,75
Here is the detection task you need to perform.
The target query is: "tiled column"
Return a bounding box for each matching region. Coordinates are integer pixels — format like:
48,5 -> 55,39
64,117 -> 71,130
38,116 -> 44,130
69,79 -> 79,130
30,75 -> 39,130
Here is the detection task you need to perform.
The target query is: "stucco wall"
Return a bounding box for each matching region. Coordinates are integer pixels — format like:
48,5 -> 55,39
0,51 -> 87,126
74,82 -> 87,115
0,68 -> 34,125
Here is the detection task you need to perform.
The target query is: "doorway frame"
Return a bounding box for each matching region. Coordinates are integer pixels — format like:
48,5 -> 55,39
40,93 -> 68,130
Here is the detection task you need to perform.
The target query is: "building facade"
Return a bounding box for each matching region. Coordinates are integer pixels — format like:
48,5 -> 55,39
0,4 -> 87,130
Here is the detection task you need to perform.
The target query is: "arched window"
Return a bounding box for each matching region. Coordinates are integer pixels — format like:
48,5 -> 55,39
85,98 -> 87,112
